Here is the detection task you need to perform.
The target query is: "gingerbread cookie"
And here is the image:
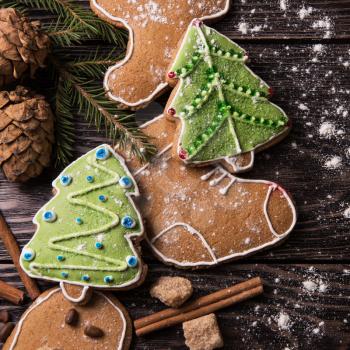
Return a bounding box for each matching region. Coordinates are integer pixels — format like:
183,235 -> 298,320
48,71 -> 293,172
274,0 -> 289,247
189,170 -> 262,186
166,20 -> 290,171
126,115 -> 296,268
3,287 -> 132,350
90,0 -> 230,109
20,145 -> 146,295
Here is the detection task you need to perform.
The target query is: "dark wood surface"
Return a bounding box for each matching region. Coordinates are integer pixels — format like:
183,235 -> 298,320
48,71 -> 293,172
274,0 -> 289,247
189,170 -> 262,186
0,1 -> 349,349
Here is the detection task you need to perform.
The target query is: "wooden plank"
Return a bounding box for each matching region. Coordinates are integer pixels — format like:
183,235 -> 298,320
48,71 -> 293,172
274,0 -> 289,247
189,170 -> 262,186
0,43 -> 348,263
0,263 -> 348,349
0,2 -> 348,349
24,0 -> 350,40
217,0 -> 350,40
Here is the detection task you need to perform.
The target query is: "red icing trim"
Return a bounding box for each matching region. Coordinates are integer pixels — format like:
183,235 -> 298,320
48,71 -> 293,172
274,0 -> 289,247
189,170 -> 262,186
271,182 -> 291,198
168,108 -> 176,116
192,19 -> 203,27
179,148 -> 188,160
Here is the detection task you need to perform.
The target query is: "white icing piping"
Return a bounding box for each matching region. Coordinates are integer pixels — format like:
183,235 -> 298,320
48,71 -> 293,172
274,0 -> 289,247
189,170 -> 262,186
219,177 -> 237,195
8,288 -> 127,350
90,0 -> 230,107
224,151 -> 255,173
263,184 -> 294,239
134,121 -> 297,267
21,145 -> 145,290
201,164 -> 296,238
150,223 -> 218,266
134,144 -> 173,177
171,20 -> 288,166
60,282 -> 90,304
30,157 -> 128,274
192,23 -> 242,156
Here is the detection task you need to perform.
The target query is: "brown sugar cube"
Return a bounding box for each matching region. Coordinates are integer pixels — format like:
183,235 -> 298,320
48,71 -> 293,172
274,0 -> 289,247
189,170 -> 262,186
150,276 -> 193,308
183,314 -> 224,350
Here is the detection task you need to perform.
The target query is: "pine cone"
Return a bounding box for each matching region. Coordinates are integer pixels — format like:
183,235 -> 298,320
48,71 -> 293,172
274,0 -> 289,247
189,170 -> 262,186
0,86 -> 55,182
0,8 -> 50,87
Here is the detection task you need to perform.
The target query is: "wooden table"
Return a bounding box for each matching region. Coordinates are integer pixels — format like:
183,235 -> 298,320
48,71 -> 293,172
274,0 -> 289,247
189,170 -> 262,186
0,1 -> 349,349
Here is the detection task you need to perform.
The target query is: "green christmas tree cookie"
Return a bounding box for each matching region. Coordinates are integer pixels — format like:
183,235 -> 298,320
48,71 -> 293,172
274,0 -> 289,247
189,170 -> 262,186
20,145 -> 144,289
166,19 -> 290,168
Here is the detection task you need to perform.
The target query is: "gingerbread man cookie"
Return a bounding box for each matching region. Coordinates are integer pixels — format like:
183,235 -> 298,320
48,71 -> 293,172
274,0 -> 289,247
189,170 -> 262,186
4,288 -> 132,350
126,115 -> 297,268
90,0 -> 230,109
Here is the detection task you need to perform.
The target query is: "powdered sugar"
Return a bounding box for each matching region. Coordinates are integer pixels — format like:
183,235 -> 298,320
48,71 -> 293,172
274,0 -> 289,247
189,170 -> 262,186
313,44 -> 325,53
303,279 -> 328,293
280,0 -> 288,11
298,6 -> 313,20
238,22 -> 248,35
319,122 -> 336,138
344,207 -> 350,219
323,156 -> 343,170
298,103 -> 309,111
276,312 -> 292,330
237,22 -> 266,35
312,17 -> 334,38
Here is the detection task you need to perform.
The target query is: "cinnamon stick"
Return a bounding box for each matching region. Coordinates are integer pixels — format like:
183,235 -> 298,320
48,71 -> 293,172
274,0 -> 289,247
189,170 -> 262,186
0,212 -> 40,300
0,279 -> 24,305
135,277 -> 263,336
135,277 -> 262,330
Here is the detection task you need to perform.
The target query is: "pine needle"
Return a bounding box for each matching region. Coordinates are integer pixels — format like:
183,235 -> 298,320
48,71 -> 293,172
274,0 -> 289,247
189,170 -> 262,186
0,0 -> 154,167
2,0 -> 127,46
45,21 -> 83,46
54,80 -> 75,166
65,49 -> 121,79
49,53 -> 156,166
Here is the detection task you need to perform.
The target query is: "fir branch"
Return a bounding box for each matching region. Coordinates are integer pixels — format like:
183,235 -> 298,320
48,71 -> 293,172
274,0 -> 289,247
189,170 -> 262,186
12,0 -> 96,31
64,49 -> 121,79
6,0 -> 127,46
49,55 -> 156,163
45,21 -> 83,47
0,0 -> 28,12
90,20 -> 127,47
54,79 -> 75,166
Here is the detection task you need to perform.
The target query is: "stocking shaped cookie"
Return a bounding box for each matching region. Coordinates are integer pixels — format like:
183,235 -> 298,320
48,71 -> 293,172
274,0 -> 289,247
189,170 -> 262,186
4,288 -> 132,350
166,20 -> 291,172
20,145 -> 146,303
90,0 -> 230,109
126,115 -> 296,268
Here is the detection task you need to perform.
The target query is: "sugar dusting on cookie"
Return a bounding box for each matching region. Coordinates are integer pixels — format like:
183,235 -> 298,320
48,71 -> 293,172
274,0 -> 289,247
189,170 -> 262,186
91,0 -> 231,108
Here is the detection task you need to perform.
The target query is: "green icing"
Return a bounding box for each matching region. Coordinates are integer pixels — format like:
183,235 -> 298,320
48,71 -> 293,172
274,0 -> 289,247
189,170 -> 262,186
21,145 -> 143,288
169,22 -> 289,163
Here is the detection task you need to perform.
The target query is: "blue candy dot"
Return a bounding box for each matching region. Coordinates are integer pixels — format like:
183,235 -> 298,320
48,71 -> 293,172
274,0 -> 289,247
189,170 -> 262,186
96,147 -> 110,161
75,217 -> 83,225
86,175 -> 94,183
98,195 -> 108,202
22,248 -> 35,262
119,176 -> 133,189
126,255 -> 138,268
95,242 -> 103,250
57,255 -> 65,262
104,275 -> 114,283
121,216 -> 136,229
82,275 -> 90,282
60,175 -> 72,186
43,210 -> 57,223
61,272 -> 69,278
